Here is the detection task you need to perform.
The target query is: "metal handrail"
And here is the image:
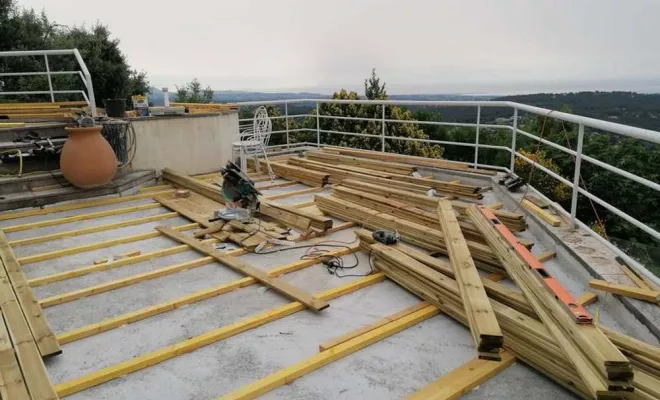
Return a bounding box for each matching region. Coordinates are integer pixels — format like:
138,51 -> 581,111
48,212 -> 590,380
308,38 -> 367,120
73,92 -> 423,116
237,97 -> 660,285
0,49 -> 97,117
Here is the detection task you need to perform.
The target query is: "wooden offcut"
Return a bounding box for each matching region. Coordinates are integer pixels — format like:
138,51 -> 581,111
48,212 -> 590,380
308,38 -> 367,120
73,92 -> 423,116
406,351 -> 516,399
589,280 -> 660,303
437,200 -> 503,360
521,199 -> 561,227
156,225 -> 329,312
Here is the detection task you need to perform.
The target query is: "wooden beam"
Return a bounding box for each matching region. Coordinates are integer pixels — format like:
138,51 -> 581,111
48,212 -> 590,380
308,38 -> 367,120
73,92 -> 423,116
521,199 -> 561,227
57,244 -> 359,345
318,302 -> 431,351
54,274 -> 385,398
162,168 -> 226,204
139,184 -> 174,193
0,312 -> 31,400
156,225 -> 329,312
576,292 -> 599,307
9,212 -> 179,247
17,222 -> 199,265
2,203 -> 162,233
437,199 -> 503,360
0,190 -> 174,222
589,280 -> 660,303
0,248 -> 58,399
0,231 -> 60,357
406,351 -> 516,399
220,305 -> 439,400
257,180 -> 298,190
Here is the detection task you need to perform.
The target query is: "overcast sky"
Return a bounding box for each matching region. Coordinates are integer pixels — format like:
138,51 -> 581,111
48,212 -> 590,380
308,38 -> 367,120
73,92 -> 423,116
17,0 -> 660,94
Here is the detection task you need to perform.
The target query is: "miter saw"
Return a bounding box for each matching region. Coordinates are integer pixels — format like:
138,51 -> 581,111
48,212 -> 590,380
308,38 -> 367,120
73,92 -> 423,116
209,161 -> 261,222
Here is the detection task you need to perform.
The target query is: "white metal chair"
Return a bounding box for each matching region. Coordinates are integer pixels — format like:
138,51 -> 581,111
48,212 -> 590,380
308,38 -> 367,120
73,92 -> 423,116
232,106 -> 275,181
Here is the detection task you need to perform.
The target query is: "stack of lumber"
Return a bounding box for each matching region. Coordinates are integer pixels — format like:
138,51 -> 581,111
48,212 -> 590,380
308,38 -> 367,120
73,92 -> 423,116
360,232 -> 660,399
269,162 -> 329,187
306,150 -> 417,175
0,101 -> 85,120
468,205 -> 634,397
322,146 -> 497,176
339,179 -> 526,232
0,231 -> 59,399
315,193 -> 504,271
288,156 -> 485,199
170,102 -> 239,113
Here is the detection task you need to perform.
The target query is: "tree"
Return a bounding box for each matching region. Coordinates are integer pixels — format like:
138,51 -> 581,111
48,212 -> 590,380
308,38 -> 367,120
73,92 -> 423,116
317,70 -> 443,158
175,78 -> 214,103
0,0 -> 149,107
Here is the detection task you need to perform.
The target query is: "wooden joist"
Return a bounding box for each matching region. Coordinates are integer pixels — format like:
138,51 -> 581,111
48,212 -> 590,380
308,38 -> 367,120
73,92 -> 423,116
468,206 -> 632,397
589,280 -> 660,303
0,312 -> 31,400
318,302 -> 431,352
437,200 -> 503,360
576,292 -> 599,307
0,231 -> 60,357
406,351 -> 516,400
162,168 -> 226,204
156,225 -> 329,312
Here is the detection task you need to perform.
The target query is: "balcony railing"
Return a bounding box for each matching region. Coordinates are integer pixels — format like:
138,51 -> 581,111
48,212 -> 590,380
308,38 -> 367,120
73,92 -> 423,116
237,98 -> 660,285
0,49 -> 97,117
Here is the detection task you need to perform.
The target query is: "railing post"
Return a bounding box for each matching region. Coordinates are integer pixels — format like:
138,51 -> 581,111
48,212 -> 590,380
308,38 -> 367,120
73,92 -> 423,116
473,105 -> 481,168
510,108 -> 518,173
381,103 -> 386,152
570,123 -> 585,226
43,55 -> 55,102
316,102 -> 320,148
73,49 -> 97,117
285,102 -> 290,149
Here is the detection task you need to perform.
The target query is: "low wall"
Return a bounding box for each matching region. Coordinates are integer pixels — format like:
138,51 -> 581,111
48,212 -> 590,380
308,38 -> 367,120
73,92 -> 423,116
129,112 -> 239,175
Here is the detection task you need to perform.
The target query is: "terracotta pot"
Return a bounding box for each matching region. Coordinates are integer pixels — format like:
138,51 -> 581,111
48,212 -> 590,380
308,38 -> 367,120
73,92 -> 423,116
60,126 -> 118,188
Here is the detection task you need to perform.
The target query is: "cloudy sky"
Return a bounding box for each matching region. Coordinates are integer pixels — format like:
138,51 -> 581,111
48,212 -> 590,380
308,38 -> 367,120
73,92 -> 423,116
17,0 -> 660,94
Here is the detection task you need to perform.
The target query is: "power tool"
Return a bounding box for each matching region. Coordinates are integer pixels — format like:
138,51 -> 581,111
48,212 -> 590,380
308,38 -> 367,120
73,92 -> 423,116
209,161 -> 261,222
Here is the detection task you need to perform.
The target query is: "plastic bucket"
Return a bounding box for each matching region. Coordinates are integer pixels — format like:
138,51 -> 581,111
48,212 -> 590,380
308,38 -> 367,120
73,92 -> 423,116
104,99 -> 126,118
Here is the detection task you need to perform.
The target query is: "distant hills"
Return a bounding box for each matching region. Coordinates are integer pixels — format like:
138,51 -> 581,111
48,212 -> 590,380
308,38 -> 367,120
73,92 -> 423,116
147,88 -> 660,131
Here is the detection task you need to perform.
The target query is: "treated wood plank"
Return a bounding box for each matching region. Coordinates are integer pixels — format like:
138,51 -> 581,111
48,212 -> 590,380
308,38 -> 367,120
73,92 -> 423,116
437,200 -> 502,360
406,351 -> 516,399
521,199 -> 561,227
155,225 -> 328,312
589,280 -> 660,303
0,313 -> 31,400
576,292 -> 599,307
0,231 -> 60,357
162,168 -> 226,204
0,256 -> 58,399
318,302 -> 430,351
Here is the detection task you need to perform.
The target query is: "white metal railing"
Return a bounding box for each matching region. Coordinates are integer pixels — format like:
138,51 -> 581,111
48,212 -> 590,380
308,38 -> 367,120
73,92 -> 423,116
237,98 -> 660,284
0,49 -> 97,117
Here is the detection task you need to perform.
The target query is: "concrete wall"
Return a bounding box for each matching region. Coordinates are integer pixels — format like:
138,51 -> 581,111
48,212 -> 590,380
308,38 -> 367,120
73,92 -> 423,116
129,112 -> 239,175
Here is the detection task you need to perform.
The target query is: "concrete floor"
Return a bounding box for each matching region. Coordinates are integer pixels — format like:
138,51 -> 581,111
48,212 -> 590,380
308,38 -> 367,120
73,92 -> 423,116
0,174 -> 655,399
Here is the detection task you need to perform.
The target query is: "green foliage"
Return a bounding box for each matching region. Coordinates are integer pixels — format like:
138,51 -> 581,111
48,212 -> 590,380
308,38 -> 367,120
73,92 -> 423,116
0,0 -> 149,106
317,70 -> 443,158
514,149 -> 571,202
175,78 -> 214,103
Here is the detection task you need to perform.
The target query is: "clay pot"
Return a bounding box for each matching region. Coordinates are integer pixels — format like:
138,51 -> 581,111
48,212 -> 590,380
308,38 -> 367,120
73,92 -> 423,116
60,126 -> 118,189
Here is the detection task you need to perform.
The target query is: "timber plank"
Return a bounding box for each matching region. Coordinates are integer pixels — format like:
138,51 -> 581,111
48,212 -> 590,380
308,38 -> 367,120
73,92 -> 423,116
0,313 -> 30,400
0,231 -> 60,357
406,351 -> 516,399
589,280 -> 660,303
437,200 -> 502,359
155,225 -> 328,312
